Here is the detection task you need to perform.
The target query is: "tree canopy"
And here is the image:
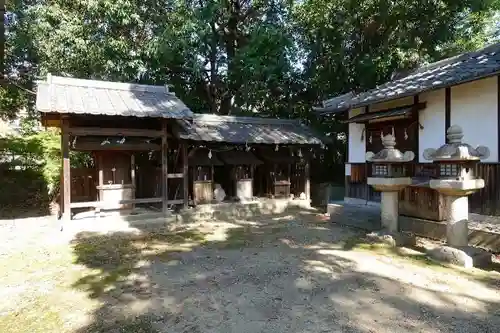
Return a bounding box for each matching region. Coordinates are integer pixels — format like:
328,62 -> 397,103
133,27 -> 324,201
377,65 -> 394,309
0,0 -> 497,189
2,0 -> 499,121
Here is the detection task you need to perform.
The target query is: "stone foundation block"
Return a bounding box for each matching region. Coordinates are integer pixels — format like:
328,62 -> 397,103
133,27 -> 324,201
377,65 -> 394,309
366,230 -> 416,247
427,245 -> 492,269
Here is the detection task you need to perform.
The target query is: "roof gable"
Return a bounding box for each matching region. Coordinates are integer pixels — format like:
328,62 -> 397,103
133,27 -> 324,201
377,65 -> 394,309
36,74 -> 193,119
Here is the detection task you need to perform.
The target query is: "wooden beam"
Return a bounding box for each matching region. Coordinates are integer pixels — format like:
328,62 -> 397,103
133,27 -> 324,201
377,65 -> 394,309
445,87 -> 451,140
167,199 -> 184,205
304,162 -> 311,201
97,153 -> 104,215
74,142 -> 161,151
167,173 -> 184,179
70,197 -> 163,209
182,144 -> 189,208
61,118 -> 71,221
69,127 -> 163,137
497,76 -> 500,162
162,121 -> 168,214
414,95 -> 420,163
131,154 -> 136,209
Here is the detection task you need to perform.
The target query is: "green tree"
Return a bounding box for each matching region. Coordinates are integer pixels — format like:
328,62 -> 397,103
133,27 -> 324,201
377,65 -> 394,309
294,0 -> 500,104
150,0 -> 299,115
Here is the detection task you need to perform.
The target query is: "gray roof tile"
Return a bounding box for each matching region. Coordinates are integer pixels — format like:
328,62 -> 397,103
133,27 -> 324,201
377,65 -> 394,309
319,42 -> 500,113
36,75 -> 193,119
176,114 -> 329,145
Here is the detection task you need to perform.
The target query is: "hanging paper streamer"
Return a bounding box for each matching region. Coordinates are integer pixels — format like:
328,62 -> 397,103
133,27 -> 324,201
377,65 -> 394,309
404,128 -> 408,140
369,134 -> 372,144
298,149 -> 302,158
208,149 -> 212,159
275,144 -> 279,151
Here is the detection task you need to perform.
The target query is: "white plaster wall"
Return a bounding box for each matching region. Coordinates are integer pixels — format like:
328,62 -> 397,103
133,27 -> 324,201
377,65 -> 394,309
345,163 -> 351,176
451,77 -> 498,163
419,89 -> 446,163
348,108 -> 366,163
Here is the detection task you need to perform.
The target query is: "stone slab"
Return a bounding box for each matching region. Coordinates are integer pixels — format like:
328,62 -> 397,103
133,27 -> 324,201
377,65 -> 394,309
399,215 -> 500,252
328,201 -> 381,231
366,230 -> 416,247
65,198 -> 315,234
328,201 -> 500,253
427,245 -> 492,269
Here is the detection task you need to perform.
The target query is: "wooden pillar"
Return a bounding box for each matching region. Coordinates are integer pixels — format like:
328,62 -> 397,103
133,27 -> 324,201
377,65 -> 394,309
304,161 -> 311,201
97,153 -> 104,214
61,118 -> 71,221
182,144 -> 189,208
445,87 -> 451,139
130,153 -> 136,209
162,121 -> 168,214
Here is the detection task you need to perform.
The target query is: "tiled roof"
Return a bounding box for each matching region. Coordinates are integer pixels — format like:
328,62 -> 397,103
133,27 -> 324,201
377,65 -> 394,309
36,74 -> 193,119
176,114 -> 329,145
318,42 -> 500,113
313,92 -> 354,113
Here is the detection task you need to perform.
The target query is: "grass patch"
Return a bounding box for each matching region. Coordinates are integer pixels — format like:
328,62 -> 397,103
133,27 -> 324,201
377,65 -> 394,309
0,295 -> 64,333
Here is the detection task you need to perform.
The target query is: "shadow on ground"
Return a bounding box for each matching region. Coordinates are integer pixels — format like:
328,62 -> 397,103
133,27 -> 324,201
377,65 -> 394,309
342,232 -> 500,290
70,211 -> 500,333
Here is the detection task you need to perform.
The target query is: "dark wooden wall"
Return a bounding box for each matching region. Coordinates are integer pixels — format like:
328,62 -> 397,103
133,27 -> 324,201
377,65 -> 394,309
365,118 -> 418,155
71,168 -> 97,203
470,163 -> 500,215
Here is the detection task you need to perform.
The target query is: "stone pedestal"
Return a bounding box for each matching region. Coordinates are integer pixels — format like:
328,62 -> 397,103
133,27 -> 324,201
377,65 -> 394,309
236,178 -> 253,202
444,195 -> 469,247
97,184 -> 134,210
381,191 -> 399,232
367,177 -> 412,232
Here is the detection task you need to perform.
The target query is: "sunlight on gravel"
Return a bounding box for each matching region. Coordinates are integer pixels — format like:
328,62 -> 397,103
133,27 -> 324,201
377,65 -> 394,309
0,213 -> 499,333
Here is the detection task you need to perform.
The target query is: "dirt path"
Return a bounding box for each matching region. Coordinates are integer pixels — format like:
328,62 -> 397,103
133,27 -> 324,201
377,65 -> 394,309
1,213 -> 500,332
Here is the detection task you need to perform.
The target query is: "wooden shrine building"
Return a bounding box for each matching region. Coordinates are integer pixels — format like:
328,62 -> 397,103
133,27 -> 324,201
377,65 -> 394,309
36,74 -> 193,220
175,114 -> 328,202
36,75 -> 329,220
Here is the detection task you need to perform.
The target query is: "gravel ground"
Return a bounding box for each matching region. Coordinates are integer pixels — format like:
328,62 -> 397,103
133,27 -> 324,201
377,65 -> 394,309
1,213 -> 500,333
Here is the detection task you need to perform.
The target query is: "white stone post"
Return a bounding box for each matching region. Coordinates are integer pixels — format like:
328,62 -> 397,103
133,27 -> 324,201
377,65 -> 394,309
445,195 -> 469,247
381,191 -> 399,232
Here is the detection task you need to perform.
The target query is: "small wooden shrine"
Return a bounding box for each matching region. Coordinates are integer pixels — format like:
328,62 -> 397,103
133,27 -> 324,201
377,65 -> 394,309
257,148 -> 310,198
36,75 -> 330,220
217,150 -> 263,201
175,114 -> 328,203
188,147 -> 223,204
36,74 -> 193,220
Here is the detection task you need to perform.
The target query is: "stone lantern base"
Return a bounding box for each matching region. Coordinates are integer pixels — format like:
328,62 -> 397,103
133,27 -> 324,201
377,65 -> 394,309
425,179 -> 492,268
367,177 -> 412,233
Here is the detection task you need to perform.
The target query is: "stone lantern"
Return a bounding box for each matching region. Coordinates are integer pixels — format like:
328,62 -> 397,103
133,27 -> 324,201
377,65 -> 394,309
423,125 -> 490,267
366,130 -> 415,232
